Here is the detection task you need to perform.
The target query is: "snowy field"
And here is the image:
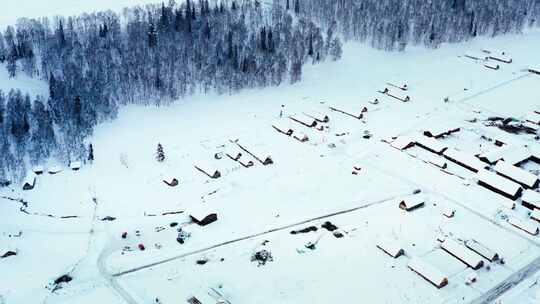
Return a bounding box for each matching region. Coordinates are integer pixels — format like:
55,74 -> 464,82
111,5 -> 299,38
1,27 -> 540,303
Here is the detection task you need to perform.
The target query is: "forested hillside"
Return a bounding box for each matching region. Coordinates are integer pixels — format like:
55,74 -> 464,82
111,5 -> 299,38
0,0 -> 539,183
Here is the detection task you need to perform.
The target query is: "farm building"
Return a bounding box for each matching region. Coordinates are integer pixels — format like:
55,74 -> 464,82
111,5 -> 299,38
415,135 -> 448,154
237,142 -> 273,166
385,89 -> 411,102
238,155 -> 255,168
289,114 -> 317,128
194,162 -> 222,179
441,239 -> 484,270
293,132 -> 309,143
442,206 -> 455,218
70,161 -> 81,171
423,126 -> 461,139
163,177 -> 179,187
48,166 -> 63,174
464,240 -> 499,262
407,258 -> 448,288
225,146 -> 243,161
22,173 -> 37,191
329,104 -> 364,119
303,111 -> 329,123
508,217 -> 539,236
493,161 -> 539,189
272,121 -> 294,136
476,169 -> 522,201
32,166 -> 44,175
444,148 -> 488,172
389,136 -> 415,151
484,62 -> 500,70
376,238 -> 404,258
522,190 -> 540,210
530,209 -> 540,223
189,205 -> 218,226
399,196 -> 425,211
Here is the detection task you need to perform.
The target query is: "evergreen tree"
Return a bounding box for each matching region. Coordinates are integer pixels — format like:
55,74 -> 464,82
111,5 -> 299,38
156,143 -> 165,162
88,143 -> 94,163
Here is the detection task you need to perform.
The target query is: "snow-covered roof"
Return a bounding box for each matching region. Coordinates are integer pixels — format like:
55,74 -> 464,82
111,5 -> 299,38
529,66 -> 540,74
399,196 -> 425,211
70,161 -> 81,170
408,257 -> 448,288
465,51 -> 489,60
303,110 -> 329,123
441,239 -> 484,269
415,135 -> 448,154
423,125 -> 460,138
293,132 -> 309,142
494,161 -> 539,188
488,54 -> 512,63
484,62 -> 500,69
464,239 -> 499,262
189,204 -> 216,222
48,166 -> 63,174
194,161 -> 221,179
508,216 -> 539,235
225,145 -> 243,161
32,166 -> 44,173
478,146 -> 508,164
272,120 -> 295,135
500,146 -> 532,165
442,206 -> 455,217
444,148 -> 487,172
289,114 -> 317,127
524,113 -> 540,125
523,121 -> 539,132
386,89 -> 410,102
476,169 -> 522,199
428,155 -> 447,169
23,172 -> 37,186
530,209 -> 540,222
329,104 -> 363,119
523,190 -> 540,209
376,238 -> 404,258
390,136 -> 415,150
237,142 -> 273,165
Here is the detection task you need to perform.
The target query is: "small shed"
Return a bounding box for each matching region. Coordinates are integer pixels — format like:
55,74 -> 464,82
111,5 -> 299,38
386,82 -> 408,91
508,217 -> 539,236
272,121 -> 294,136
32,166 -> 44,175
522,189 -> 540,210
484,62 -> 500,70
70,161 -> 81,171
189,205 -> 218,226
441,239 -> 484,270
399,196 -> 425,211
163,177 -> 179,187
464,239 -> 499,262
385,89 -> 411,102
376,238 -> 404,258
444,148 -> 488,172
494,161 -> 539,189
304,111 -> 330,123
289,114 -> 317,128
293,132 -> 309,143
48,166 -> 63,175
476,169 -> 522,201
194,162 -> 221,179
23,173 -> 37,191
423,126 -> 461,139
465,52 -> 489,61
237,142 -> 273,166
415,135 -> 448,154
238,156 -> 255,168
408,257 -> 448,288
499,147 -> 532,166
390,136 -> 415,151
442,206 -> 455,218
225,146 -> 243,161
478,146 -> 510,165
488,54 -> 512,63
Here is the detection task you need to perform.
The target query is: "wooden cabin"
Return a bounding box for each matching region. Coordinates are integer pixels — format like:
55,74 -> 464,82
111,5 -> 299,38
293,132 -> 309,143
441,239 -> 484,270
376,238 -> 404,258
399,196 -> 425,211
22,173 -> 37,191
408,258 -> 449,288
189,205 -> 218,226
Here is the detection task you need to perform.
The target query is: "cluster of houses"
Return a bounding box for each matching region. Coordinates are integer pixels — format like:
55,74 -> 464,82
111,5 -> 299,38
22,161 -> 82,191
272,110 -> 331,144
464,48 -> 513,70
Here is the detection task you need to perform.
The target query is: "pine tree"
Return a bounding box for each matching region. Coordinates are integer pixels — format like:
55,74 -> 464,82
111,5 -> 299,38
156,143 -> 165,162
88,143 -> 94,163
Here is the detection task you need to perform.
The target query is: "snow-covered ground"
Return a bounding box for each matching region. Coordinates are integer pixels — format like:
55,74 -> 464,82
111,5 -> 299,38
1,28 -> 540,304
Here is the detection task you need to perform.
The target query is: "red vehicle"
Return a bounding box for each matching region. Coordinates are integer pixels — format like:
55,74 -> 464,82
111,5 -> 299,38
138,243 -> 146,251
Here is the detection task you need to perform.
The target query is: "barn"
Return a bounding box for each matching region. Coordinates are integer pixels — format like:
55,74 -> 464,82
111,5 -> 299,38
22,173 -> 37,191
399,196 -> 425,211
508,217 -> 539,236
407,258 -> 448,288
476,169 -> 522,201
464,239 -> 499,262
189,205 -> 218,226
444,148 -> 488,172
493,161 -> 539,189
441,239 -> 484,270
522,189 -> 540,210
376,238 -> 404,258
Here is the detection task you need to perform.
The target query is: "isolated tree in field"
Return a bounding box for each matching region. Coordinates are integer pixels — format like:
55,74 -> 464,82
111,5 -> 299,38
156,143 -> 165,162
88,143 -> 94,163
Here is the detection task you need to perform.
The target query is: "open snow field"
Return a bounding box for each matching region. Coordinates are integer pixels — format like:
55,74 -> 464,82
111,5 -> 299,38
2,29 -> 540,304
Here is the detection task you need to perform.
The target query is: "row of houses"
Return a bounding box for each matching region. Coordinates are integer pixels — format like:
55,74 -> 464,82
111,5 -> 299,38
23,162 -> 83,190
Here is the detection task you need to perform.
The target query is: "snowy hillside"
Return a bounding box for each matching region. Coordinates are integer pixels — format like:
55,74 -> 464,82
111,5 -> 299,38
1,24 -> 540,304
